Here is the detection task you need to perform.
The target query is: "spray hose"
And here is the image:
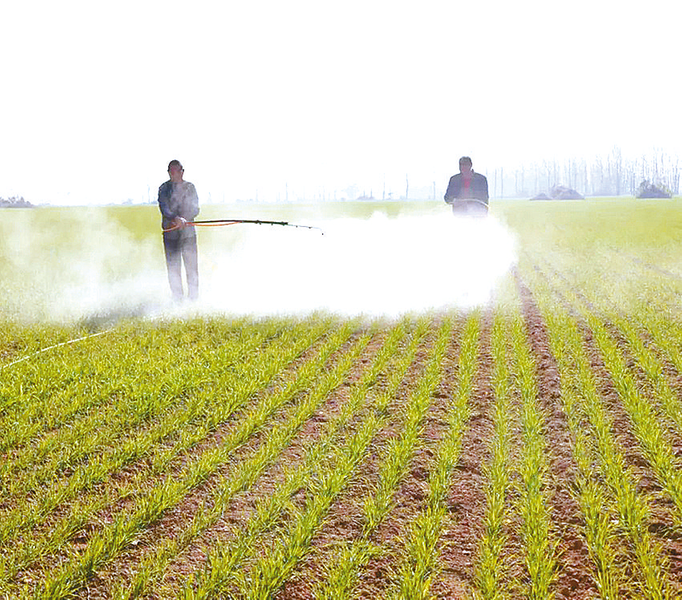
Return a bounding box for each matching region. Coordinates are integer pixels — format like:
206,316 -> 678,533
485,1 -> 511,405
1,328 -> 114,371
163,218 -> 324,234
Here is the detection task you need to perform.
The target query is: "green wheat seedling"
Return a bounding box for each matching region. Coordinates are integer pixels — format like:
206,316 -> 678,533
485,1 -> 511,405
390,313 -> 479,600
539,236 -> 682,329
0,318 -> 275,476
0,342 -> 149,454
530,291 -> 624,599
0,318 -> 332,594
0,321 -> 98,379
556,256 -> 682,461
527,261 -> 672,599
640,309 -> 682,379
589,317 -> 682,523
237,417 -> 378,600
509,306 -> 558,599
0,320 -> 279,499
171,321 -> 419,600
232,318 -> 449,600
538,251 -> 682,440
604,311 -> 682,449
0,319 -> 245,452
472,313 -> 517,600
307,319 -> 436,600
363,318 -> 453,533
540,257 -> 682,527
161,325 -> 376,599
341,316 -> 455,600
0,319 -> 325,548
34,321 -> 365,600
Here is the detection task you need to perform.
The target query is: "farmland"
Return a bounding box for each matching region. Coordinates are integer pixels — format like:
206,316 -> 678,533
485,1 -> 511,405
2,197 -> 682,598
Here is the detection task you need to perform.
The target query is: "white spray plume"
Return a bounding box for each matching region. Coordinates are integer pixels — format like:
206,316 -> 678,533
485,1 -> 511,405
2,208 -> 166,325
2,209 -> 517,324
199,212 -> 517,317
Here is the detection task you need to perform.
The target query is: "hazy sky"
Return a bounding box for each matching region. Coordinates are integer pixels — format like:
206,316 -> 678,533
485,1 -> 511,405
2,0 -> 679,204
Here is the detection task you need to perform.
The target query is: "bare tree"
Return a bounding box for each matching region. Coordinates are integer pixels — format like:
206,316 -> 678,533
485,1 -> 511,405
669,156 -> 676,193
610,146 -> 623,195
488,147 -> 679,199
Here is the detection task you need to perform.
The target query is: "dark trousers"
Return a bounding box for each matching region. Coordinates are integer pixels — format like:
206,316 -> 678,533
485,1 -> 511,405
163,229 -> 198,300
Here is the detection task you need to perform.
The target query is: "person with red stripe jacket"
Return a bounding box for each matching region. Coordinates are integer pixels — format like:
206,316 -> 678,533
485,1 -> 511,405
157,160 -> 200,301
444,156 -> 489,216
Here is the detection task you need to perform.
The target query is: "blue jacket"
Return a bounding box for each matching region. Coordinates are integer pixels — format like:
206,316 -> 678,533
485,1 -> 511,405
157,180 -> 200,230
444,172 -> 489,204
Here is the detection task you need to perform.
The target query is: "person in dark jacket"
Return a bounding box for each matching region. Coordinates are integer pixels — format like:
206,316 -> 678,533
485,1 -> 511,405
158,160 -> 200,301
444,156 -> 489,216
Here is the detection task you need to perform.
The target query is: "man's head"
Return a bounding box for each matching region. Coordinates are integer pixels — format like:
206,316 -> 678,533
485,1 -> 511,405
459,156 -> 473,177
168,160 -> 184,183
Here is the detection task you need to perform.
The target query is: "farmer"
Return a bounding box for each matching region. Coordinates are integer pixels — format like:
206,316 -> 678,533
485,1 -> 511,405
444,156 -> 489,216
157,160 -> 200,301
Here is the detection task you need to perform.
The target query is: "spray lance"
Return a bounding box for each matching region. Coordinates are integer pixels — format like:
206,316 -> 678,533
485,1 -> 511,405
163,218 -> 324,234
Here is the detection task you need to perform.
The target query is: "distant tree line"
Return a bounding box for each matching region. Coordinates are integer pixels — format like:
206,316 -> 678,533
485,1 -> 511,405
0,196 -> 33,208
489,147 -> 680,198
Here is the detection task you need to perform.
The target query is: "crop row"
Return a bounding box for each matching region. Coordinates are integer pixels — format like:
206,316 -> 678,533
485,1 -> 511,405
0,317 -> 355,598
170,319 -> 420,600
522,259 -> 677,598
4,273 -> 682,597
535,257 -> 682,523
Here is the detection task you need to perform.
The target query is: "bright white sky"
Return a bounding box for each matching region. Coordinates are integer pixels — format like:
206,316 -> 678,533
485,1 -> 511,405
1,0 -> 680,205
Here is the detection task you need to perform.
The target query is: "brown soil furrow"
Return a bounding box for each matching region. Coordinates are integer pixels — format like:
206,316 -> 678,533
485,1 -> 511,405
514,270 -> 598,600
186,328 -> 395,594
93,327 -> 378,599
359,321 -> 462,597
529,261 -> 682,593
279,320 -> 444,599
16,325 -> 351,598
531,261 -> 653,485
555,267 -> 682,453
4,327 -> 298,519
435,308 -> 494,597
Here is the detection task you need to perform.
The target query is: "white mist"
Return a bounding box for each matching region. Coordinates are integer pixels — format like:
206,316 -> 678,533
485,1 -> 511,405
4,209 -> 517,323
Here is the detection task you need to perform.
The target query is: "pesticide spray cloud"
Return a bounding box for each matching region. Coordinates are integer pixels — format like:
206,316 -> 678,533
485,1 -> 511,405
1,208 -> 516,324
1,208 -> 168,325
199,212 -> 517,316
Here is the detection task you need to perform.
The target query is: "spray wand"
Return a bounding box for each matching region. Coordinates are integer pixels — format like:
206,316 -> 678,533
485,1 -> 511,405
163,218 -> 324,234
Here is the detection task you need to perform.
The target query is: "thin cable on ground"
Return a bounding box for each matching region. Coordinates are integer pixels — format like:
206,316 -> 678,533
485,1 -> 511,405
1,328 -> 114,371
